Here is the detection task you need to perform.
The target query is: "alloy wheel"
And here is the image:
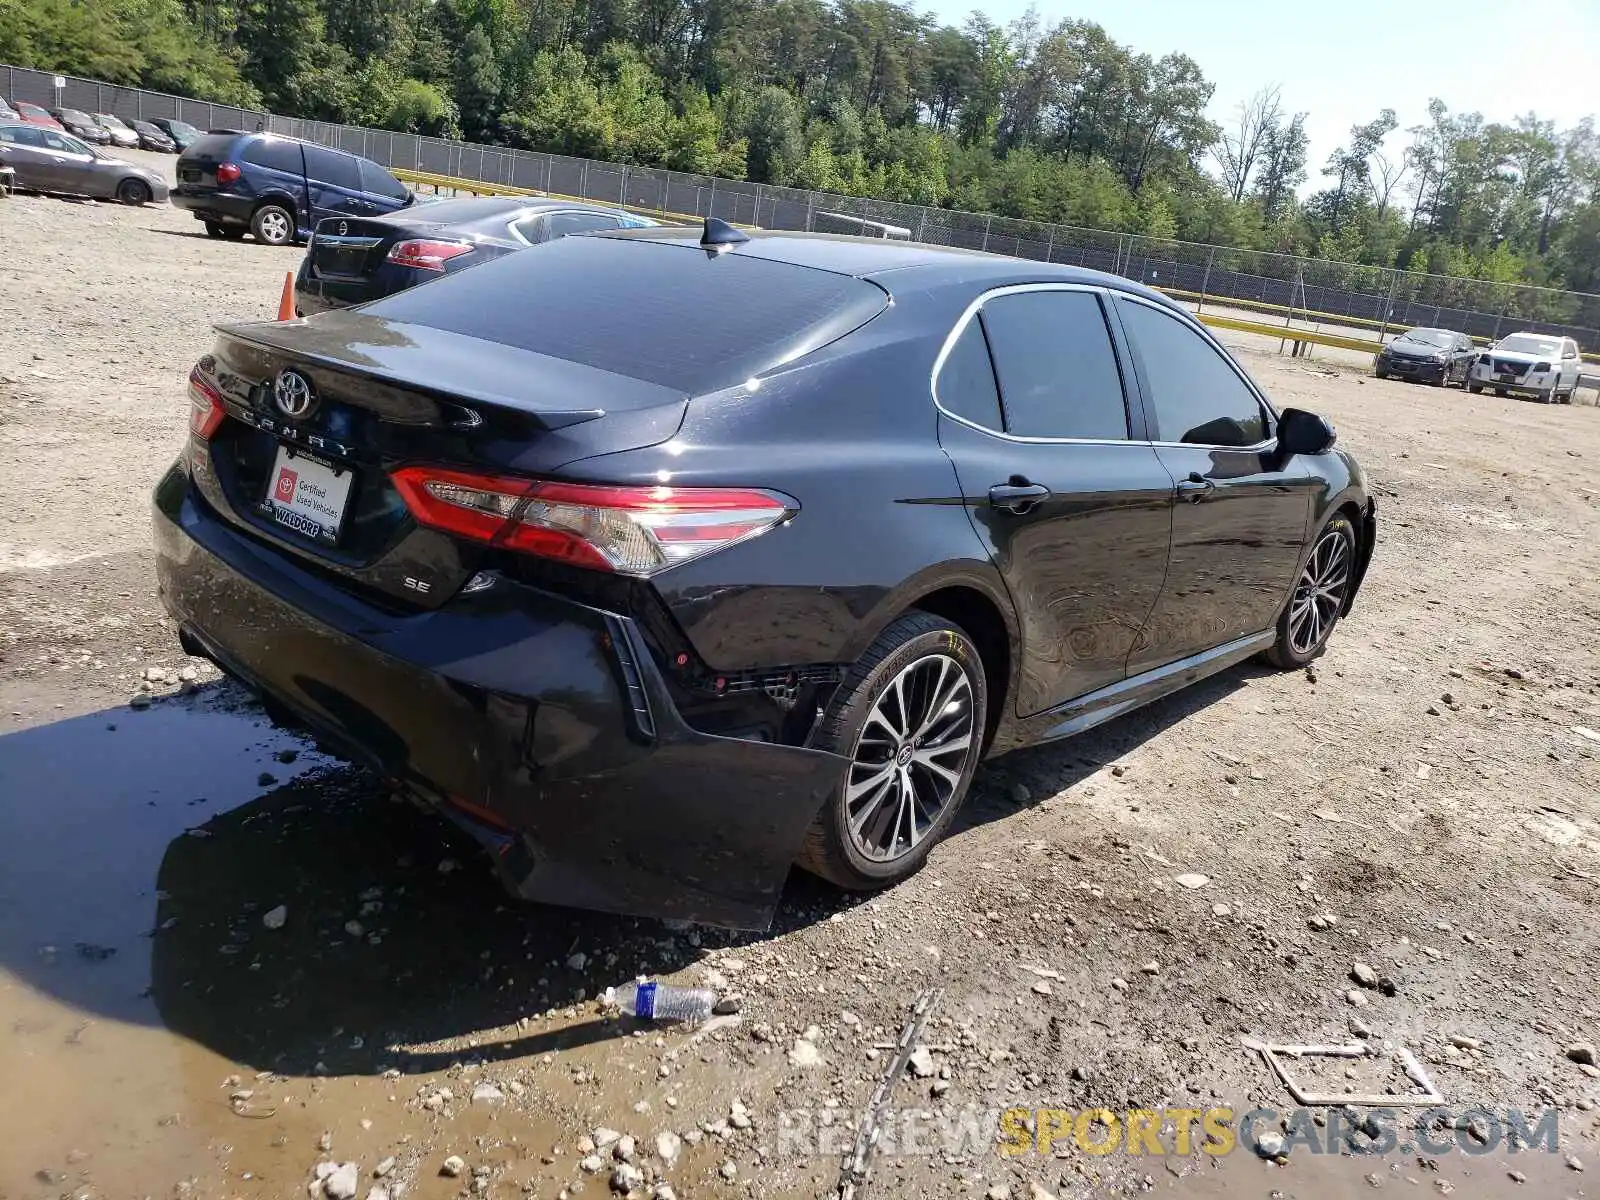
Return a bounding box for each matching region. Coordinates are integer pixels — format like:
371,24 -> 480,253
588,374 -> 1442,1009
844,654 -> 974,863
258,209 -> 290,243
1287,528 -> 1351,656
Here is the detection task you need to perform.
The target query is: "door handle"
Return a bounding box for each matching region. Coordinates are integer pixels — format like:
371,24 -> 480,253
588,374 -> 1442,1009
1176,472 -> 1215,502
988,480 -> 1051,513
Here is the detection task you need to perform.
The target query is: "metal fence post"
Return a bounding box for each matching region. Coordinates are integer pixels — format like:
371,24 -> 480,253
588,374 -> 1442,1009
1198,247 -> 1216,312
1376,269 -> 1400,343
754,183 -> 765,229
1044,225 -> 1054,263
580,159 -> 589,201
620,163 -> 629,206
982,215 -> 992,251
707,178 -> 716,219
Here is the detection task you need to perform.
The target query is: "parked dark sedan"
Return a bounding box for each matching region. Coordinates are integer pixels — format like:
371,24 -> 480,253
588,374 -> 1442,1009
130,119 -> 177,153
151,117 -> 201,151
153,225 -> 1376,929
293,195 -> 659,314
51,107 -> 111,145
1374,327 -> 1476,386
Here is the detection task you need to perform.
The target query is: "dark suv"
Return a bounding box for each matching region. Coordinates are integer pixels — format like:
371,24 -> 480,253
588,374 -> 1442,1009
171,131 -> 413,245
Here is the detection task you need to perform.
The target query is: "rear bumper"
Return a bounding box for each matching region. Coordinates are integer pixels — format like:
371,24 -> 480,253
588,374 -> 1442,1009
152,466 -> 843,929
171,188 -> 256,225
294,258 -> 418,315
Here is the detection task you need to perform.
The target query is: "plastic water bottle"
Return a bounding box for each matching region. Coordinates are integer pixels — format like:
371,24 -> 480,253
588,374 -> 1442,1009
605,979 -> 717,1022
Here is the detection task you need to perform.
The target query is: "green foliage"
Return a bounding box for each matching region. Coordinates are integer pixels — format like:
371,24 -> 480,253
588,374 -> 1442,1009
7,0 -> 1599,296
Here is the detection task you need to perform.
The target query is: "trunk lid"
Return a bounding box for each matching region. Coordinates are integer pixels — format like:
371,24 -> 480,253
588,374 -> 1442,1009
199,311 -> 688,608
309,216 -> 413,281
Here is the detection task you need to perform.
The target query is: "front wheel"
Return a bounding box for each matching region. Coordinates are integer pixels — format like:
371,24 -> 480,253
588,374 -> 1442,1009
1263,514 -> 1357,669
1467,378 -> 1483,394
797,612 -> 987,890
251,203 -> 295,246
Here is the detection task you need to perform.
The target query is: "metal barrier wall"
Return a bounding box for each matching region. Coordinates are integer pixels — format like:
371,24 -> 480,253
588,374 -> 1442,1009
6,61 -> 1599,350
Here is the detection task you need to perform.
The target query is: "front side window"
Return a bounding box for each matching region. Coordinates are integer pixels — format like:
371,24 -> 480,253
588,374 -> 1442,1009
979,290 -> 1130,440
359,158 -> 410,201
935,317 -> 1004,430
1117,298 -> 1269,447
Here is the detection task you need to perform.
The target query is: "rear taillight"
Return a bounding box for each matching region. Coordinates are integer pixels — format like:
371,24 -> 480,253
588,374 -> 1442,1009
390,467 -> 795,575
188,367 -> 225,440
215,162 -> 241,185
386,239 -> 474,271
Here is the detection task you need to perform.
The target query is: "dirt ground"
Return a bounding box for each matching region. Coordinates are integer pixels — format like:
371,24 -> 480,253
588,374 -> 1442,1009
2,156 -> 1599,1200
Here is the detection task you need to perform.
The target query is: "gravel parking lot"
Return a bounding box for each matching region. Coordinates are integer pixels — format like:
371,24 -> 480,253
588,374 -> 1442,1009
1,162 -> 1598,1199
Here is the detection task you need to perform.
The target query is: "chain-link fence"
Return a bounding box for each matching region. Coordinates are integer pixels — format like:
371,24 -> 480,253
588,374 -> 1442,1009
7,62 -> 1600,349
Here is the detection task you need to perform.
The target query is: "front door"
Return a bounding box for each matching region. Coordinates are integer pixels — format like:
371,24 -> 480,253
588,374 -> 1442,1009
935,285 -> 1175,715
304,144 -> 372,227
1112,294 -> 1318,674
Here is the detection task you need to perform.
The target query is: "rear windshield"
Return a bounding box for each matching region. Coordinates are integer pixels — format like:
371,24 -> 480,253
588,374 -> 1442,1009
1398,328 -> 1452,347
181,133 -> 242,160
395,196 -> 532,223
362,236 -> 889,394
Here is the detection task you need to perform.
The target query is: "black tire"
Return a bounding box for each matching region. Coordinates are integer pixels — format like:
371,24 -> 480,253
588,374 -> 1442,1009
203,221 -> 226,239
221,226 -> 248,241
1467,379 -> 1483,394
1262,513 -> 1357,670
1374,368 -> 1388,380
1494,388 -> 1507,397
115,177 -> 151,206
250,203 -> 295,246
796,612 -> 987,890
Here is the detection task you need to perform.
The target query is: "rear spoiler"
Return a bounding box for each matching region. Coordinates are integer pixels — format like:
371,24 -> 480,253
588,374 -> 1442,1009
218,312 -> 683,431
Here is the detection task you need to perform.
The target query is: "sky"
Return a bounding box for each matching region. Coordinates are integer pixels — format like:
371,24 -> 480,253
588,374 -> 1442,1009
922,0 -> 1600,189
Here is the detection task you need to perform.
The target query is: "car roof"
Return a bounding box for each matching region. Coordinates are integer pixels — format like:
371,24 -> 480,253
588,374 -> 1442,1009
597,226 -> 1181,305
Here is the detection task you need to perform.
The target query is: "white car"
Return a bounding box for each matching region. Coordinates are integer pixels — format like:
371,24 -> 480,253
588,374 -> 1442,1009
1467,331 -> 1583,403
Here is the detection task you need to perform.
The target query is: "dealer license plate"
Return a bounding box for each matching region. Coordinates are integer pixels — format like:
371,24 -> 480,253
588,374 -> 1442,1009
264,446 -> 353,543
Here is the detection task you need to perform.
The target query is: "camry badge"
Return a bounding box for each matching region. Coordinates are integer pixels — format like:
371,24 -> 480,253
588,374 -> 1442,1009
273,368 -> 316,420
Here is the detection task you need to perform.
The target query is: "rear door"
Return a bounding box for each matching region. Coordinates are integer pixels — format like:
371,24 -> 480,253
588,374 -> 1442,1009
1112,294 -> 1317,673
0,124 -> 59,190
935,285 -> 1176,713
304,144 -> 373,225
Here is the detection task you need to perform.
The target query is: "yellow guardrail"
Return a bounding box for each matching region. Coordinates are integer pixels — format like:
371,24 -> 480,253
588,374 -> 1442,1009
1171,286 -> 1599,364
1196,312 -> 1383,356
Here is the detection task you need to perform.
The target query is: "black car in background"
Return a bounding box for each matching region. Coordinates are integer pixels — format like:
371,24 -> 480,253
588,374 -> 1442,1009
151,118 -> 201,151
294,195 -> 659,314
1374,327 -> 1477,386
172,131 -> 413,245
51,107 -> 111,145
153,225 -> 1376,929
130,120 -> 177,153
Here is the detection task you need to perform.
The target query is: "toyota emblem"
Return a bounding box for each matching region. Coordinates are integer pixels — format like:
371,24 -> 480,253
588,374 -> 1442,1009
273,368 -> 316,420
337,220 -> 348,236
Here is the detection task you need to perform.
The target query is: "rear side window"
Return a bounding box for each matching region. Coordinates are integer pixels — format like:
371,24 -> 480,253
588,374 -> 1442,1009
363,236 -> 888,395
1117,298 -> 1268,446
242,138 -> 303,174
544,211 -> 622,238
980,290 -> 1130,440
936,318 -> 1004,430
359,158 -> 409,201
304,145 -> 361,190
1,126 -> 42,146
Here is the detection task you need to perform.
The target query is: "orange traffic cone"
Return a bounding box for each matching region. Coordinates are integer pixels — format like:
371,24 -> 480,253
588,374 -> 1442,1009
276,270 -> 295,320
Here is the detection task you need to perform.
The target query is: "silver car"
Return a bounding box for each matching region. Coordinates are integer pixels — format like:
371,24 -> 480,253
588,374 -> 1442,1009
0,120 -> 169,205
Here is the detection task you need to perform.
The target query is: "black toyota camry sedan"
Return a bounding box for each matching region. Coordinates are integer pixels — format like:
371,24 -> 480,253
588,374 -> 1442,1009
153,223 -> 1376,929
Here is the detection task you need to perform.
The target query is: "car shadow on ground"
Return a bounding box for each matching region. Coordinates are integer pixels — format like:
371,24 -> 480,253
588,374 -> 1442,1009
0,663 -> 1269,1078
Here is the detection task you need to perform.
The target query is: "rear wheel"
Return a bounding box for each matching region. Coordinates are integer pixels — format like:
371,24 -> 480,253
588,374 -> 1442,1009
1263,514 -> 1356,669
251,203 -> 295,246
1467,378 -> 1483,394
115,177 -> 151,206
797,612 -> 987,890
1374,368 -> 1388,380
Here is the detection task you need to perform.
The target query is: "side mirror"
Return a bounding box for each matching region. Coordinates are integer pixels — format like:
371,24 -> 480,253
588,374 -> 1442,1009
1278,407 -> 1337,456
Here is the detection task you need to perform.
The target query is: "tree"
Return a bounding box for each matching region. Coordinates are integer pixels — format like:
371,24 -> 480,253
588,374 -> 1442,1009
1212,84 -> 1283,204
744,85 -> 803,183
1253,111 -> 1307,220
455,23 -> 503,141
